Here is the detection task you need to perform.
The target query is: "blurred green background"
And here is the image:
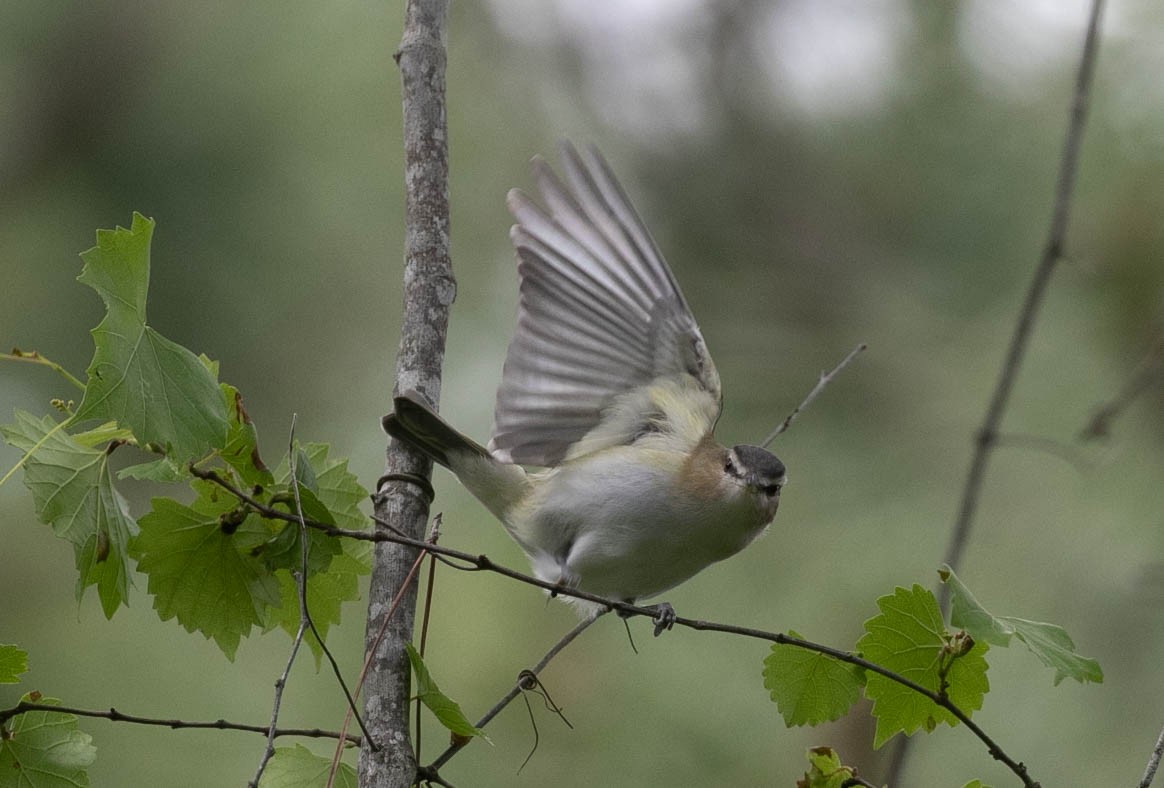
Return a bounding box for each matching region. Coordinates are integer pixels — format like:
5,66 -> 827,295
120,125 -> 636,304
2,1 -> 1163,786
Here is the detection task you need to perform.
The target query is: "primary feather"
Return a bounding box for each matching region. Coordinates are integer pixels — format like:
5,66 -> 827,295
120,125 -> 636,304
490,143 -> 721,467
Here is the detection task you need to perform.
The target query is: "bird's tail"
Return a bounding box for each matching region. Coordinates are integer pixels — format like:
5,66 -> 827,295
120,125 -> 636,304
381,390 -> 490,468
382,390 -> 531,523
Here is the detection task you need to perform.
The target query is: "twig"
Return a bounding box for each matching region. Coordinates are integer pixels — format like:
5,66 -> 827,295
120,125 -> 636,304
0,702 -> 359,744
249,420 -> 313,788
1139,722 -> 1164,788
840,778 -> 878,788
1080,338 -> 1164,441
938,0 -> 1106,610
761,343 -> 866,448
196,467 -> 1040,788
423,610 -> 606,777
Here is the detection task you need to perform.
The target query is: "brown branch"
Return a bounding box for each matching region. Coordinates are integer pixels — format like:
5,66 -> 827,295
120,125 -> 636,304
190,468 -> 1039,787
362,0 -> 454,785
0,702 -> 359,745
422,610 -> 606,778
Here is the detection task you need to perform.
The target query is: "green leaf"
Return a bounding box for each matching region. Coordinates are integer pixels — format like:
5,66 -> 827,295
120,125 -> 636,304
257,744 -> 356,788
941,566 -> 1102,685
406,644 -> 487,740
72,213 -> 228,462
265,541 -> 371,667
220,382 -> 274,488
275,443 -> 369,532
134,483 -> 281,659
796,746 -> 856,788
857,584 -> 990,748
1,411 -> 136,618
961,780 -> 992,788
0,693 -> 97,788
0,645 -> 29,684
117,456 -> 186,482
763,632 -> 864,726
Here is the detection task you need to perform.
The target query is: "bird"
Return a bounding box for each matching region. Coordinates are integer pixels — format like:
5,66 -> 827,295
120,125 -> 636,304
383,143 -> 786,633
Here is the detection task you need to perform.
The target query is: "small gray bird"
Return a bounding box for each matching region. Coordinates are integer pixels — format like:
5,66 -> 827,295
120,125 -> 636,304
384,144 -> 786,629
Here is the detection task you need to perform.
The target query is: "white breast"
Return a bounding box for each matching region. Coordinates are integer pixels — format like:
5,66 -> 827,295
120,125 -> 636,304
504,446 -> 769,602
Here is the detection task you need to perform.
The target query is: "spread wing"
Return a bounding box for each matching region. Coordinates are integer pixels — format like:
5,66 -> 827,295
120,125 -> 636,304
489,142 -> 721,467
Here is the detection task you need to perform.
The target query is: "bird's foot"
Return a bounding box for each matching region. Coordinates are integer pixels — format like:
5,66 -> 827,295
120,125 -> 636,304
646,602 -> 676,637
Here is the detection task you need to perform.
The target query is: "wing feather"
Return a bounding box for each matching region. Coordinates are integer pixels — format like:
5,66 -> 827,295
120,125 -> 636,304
490,143 -> 721,466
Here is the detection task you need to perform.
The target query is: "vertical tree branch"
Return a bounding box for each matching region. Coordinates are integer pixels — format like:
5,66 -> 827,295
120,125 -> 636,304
360,1 -> 453,786
938,0 -> 1105,609
886,2 -> 1106,784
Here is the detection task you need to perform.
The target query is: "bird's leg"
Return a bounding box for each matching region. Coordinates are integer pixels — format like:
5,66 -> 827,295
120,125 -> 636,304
646,602 -> 677,637
615,600 -> 676,637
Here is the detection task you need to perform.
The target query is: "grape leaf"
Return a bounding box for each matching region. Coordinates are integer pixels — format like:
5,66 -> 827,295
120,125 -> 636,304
220,382 -> 273,488
0,645 -> 28,684
406,644 -> 487,739
0,693 -> 97,788
796,746 -> 856,788
275,443 -> 369,532
1,411 -> 136,618
255,443 -> 370,663
117,456 -> 185,482
941,565 -> 1102,685
265,541 -> 372,667
857,584 -> 990,748
258,744 -> 356,788
72,213 -> 228,462
134,483 -> 281,659
763,632 -> 864,726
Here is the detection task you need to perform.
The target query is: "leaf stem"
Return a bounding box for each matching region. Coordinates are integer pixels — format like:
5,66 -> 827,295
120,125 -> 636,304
1,349 -> 86,391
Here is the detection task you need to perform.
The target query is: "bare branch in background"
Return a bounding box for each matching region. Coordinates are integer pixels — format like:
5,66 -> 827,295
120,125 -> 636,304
885,1 -> 1108,785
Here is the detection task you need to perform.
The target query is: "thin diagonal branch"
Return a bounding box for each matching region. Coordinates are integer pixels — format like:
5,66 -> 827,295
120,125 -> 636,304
884,2 -> 1107,786
421,610 -> 606,779
249,422 -> 313,788
197,466 -> 1040,788
939,0 -> 1106,610
761,343 -> 867,447
0,702 -> 359,744
1139,722 -> 1164,788
327,520 -> 437,788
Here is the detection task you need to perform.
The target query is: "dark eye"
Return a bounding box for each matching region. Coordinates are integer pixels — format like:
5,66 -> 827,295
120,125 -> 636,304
725,458 -> 734,473
763,484 -> 780,497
